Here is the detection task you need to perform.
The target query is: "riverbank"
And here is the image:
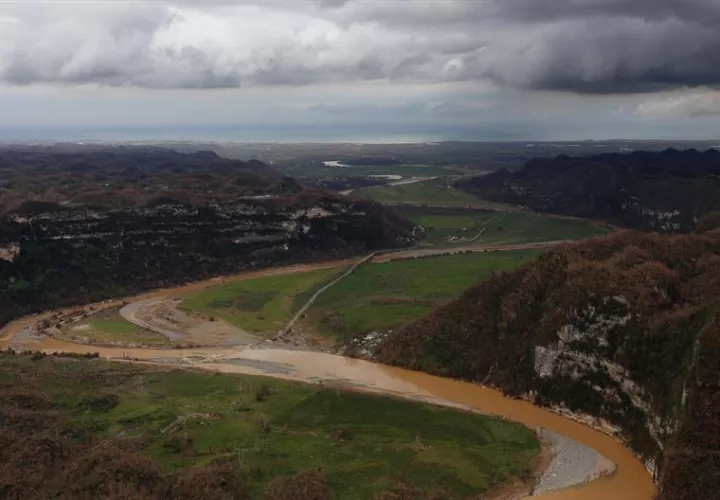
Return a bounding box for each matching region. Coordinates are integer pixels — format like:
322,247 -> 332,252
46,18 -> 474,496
0,256 -> 656,500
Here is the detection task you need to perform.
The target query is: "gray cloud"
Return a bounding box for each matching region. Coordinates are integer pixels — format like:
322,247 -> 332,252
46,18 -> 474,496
488,0 -> 720,24
0,0 -> 719,94
636,89 -> 720,118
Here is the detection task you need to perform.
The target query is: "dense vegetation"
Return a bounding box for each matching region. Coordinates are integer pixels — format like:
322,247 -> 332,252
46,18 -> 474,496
457,149 -> 720,232
0,145 -> 298,213
377,225 -> 720,500
0,351 -> 539,500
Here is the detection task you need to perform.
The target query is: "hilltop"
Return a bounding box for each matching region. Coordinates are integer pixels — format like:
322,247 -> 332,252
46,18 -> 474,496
456,149 -> 720,232
0,146 -> 298,215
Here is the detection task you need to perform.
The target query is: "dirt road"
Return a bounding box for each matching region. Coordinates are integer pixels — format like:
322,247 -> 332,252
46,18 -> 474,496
371,240 -> 569,262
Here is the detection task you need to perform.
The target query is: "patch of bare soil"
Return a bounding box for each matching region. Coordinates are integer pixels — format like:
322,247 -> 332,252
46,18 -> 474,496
120,298 -> 260,347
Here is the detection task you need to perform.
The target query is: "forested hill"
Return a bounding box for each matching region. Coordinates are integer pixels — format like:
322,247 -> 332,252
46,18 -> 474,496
0,146 -> 418,328
456,148 -> 720,232
377,223 -> 720,500
0,146 -> 299,215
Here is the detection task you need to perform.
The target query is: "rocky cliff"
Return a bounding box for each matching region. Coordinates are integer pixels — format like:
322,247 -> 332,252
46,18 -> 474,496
377,229 -> 720,498
456,149 -> 720,232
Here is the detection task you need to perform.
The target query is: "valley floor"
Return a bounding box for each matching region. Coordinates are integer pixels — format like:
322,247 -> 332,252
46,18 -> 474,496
0,248 -> 654,500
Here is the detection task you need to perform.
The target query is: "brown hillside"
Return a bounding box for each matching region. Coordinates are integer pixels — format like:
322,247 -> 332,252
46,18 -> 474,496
378,230 -> 720,500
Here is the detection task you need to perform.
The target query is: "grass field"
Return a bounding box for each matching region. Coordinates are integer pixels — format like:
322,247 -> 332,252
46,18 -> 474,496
61,309 -> 168,346
181,268 -> 342,334
182,250 -> 540,342
405,207 -> 608,247
0,353 -> 540,499
179,251 -> 540,344
354,178 -> 497,207
305,250 -> 542,342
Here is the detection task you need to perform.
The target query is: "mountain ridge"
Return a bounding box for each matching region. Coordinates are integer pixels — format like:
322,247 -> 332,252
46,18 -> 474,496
456,149 -> 720,232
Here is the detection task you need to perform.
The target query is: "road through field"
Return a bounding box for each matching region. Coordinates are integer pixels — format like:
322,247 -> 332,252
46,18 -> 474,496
0,245 -> 655,500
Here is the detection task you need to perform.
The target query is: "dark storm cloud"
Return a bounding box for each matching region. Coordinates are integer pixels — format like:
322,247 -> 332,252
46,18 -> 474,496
0,0 -> 719,94
490,0 -> 720,24
470,0 -> 720,93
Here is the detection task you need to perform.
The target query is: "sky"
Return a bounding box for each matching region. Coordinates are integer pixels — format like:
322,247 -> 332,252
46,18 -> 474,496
1,0 -> 719,142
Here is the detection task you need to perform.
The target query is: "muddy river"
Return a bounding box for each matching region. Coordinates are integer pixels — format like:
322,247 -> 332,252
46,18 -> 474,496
0,260 -> 657,500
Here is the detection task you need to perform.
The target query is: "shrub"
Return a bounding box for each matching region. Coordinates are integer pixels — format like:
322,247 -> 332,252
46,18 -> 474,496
264,469 -> 330,500
80,393 -> 120,413
255,384 -> 271,402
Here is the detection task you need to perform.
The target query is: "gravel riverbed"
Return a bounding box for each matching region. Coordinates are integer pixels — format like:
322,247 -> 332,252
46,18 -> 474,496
533,428 -> 616,495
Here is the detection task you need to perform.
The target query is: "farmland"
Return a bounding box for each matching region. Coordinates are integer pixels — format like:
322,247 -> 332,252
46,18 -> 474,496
179,250 -> 542,344
303,250 -> 542,342
180,268 -> 342,335
353,178 -> 498,207
404,207 -> 608,247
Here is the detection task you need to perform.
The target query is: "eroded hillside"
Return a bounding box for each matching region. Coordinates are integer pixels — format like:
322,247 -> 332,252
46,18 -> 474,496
377,227 -> 720,499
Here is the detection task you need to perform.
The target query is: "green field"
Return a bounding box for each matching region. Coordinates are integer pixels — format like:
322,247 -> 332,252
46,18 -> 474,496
61,309 -> 168,346
405,207 -> 608,247
354,178 -> 496,206
305,250 -> 541,342
180,251 -> 540,344
0,353 -> 540,499
181,268 -> 341,334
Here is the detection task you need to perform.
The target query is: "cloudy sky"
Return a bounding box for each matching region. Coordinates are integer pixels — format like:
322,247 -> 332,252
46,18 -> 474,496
1,0 -> 719,142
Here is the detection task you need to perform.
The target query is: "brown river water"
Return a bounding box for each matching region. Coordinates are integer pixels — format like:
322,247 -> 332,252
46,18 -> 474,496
0,257 -> 657,500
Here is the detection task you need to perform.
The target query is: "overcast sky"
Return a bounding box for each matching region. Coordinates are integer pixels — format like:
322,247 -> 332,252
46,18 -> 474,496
1,0 -> 719,142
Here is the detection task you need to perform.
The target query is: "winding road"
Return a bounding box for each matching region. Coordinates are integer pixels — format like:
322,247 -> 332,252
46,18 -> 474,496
0,251 -> 656,500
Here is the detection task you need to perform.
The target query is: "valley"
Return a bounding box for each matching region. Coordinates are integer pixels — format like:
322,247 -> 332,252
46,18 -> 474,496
3,143 -> 719,499
0,270 -> 651,500
4,0 -> 720,494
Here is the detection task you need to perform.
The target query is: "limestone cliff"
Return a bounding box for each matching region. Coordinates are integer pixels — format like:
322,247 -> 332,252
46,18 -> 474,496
377,230 -> 720,496
0,194 -> 417,327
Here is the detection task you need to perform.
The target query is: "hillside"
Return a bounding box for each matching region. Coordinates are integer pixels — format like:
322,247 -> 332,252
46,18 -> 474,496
0,145 -> 298,214
0,147 -> 417,328
456,149 -> 720,232
377,227 -> 720,499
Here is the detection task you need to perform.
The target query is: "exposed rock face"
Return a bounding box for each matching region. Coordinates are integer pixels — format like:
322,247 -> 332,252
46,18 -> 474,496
377,230 -> 720,496
456,149 -> 720,232
0,194 -> 416,326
